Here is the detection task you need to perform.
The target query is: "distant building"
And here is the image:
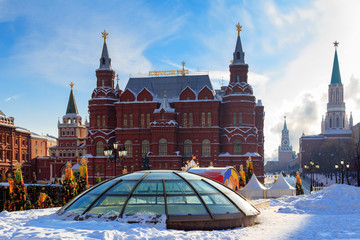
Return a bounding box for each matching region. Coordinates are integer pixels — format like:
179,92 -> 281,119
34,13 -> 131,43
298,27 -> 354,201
85,26 -> 265,184
33,84 -> 87,182
0,109 -> 55,181
299,42 -> 352,170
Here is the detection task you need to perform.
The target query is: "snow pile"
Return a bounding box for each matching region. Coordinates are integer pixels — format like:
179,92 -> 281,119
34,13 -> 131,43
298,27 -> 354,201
272,184 -> 360,215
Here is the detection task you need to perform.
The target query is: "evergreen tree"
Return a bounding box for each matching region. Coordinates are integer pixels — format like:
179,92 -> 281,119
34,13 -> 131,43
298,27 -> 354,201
60,162 -> 78,205
77,158 -> 89,194
5,164 -> 32,211
246,157 -> 254,184
295,171 -> 304,195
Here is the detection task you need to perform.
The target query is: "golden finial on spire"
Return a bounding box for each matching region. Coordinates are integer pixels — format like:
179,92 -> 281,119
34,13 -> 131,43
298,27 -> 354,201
102,30 -> 109,43
164,90 -> 166,95
69,82 -> 74,89
116,74 -> 119,84
236,23 -> 242,37
181,61 -> 185,70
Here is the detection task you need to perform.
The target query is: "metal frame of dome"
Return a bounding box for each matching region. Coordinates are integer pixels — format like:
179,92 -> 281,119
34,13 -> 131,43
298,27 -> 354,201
57,170 -> 260,230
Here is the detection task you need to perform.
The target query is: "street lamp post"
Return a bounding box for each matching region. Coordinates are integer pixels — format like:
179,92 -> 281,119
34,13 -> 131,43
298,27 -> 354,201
335,160 -> 349,184
304,160 -> 319,192
104,141 -> 127,177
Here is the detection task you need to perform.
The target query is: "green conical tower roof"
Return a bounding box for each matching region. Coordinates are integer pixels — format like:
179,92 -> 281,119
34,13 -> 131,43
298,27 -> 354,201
66,82 -> 78,114
330,43 -> 342,84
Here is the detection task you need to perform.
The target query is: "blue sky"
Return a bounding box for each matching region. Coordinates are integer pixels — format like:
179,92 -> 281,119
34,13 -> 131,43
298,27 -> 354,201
1,0 -> 360,162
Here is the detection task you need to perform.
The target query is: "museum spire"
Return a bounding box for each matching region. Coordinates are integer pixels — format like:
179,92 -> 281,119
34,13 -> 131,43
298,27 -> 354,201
99,30 -> 112,70
232,23 -> 245,65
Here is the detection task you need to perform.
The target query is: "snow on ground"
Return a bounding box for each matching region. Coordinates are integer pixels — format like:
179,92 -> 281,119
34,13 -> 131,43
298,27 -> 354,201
0,184 -> 359,240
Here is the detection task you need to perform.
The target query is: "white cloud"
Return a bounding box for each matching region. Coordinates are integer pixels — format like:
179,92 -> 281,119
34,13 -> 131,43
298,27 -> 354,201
5,94 -> 23,102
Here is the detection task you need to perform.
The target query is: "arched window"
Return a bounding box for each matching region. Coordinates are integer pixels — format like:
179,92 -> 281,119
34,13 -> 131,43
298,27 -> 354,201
183,113 -> 187,127
141,140 -> 150,157
125,140 -> 132,157
237,52 -> 240,60
140,114 -> 145,128
189,113 -> 193,127
233,112 -> 237,125
237,75 -> 240,82
336,90 -> 339,102
161,113 -> 164,120
330,117 -> 332,128
234,140 -> 242,155
336,117 -> 339,128
101,57 -> 105,65
123,114 -> 128,128
146,114 -> 150,128
201,112 -> 205,127
96,141 -> 104,156
159,138 -> 167,156
184,139 -> 192,157
202,139 -> 211,157
207,112 -> 211,126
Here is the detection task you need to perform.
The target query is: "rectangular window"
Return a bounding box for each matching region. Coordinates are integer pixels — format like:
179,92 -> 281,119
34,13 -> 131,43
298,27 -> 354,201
239,112 -> 242,125
140,114 -> 145,128
201,112 -> 205,127
97,116 -> 101,128
189,113 -> 193,127
207,112 -> 211,126
164,163 -> 168,169
123,114 -> 128,128
159,163 -> 162,169
146,114 -> 150,128
102,115 -> 106,128
183,113 -> 187,127
233,112 -> 237,125
129,114 -> 133,128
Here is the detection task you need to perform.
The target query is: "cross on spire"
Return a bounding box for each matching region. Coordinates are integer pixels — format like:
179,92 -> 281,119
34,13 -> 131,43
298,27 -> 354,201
333,41 -> 339,48
69,82 -> 74,89
102,30 -> 109,43
236,23 -> 242,37
181,61 -> 185,70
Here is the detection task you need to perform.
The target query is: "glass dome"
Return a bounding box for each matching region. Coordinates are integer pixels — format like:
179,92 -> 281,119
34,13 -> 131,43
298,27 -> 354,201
57,170 -> 260,230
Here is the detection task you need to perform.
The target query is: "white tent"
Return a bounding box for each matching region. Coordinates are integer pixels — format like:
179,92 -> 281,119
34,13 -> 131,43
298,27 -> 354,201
267,174 -> 296,198
239,174 -> 267,200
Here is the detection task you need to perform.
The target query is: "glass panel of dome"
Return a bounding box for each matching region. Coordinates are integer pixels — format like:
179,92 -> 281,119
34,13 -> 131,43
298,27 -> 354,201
132,181 -> 164,195
86,181 -> 138,215
188,180 -> 219,194
201,194 -> 239,214
86,195 -> 127,215
165,181 -> 194,195
167,195 -> 208,215
105,181 -> 138,195
64,179 -> 120,214
120,172 -> 146,180
143,172 -> 181,180
204,179 -> 259,216
124,196 -> 165,215
177,172 -> 203,180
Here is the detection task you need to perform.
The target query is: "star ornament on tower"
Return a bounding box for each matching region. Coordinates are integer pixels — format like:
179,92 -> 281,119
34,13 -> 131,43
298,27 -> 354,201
333,41 -> 339,48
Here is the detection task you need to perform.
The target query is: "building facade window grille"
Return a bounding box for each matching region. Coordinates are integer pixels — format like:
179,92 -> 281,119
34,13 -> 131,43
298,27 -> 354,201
125,140 -> 132,157
184,139 -> 192,157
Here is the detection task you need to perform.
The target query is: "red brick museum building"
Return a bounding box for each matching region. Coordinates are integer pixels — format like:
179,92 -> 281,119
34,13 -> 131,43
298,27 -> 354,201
85,27 -> 265,184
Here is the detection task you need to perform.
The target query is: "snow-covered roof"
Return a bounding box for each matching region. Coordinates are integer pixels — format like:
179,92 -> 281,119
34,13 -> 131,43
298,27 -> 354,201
269,174 -> 295,190
241,173 -> 267,190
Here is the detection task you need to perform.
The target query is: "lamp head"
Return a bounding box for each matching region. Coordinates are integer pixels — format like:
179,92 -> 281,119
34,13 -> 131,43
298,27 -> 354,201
346,163 -> 350,169
113,141 -> 119,150
335,163 -> 339,169
340,159 -> 344,165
